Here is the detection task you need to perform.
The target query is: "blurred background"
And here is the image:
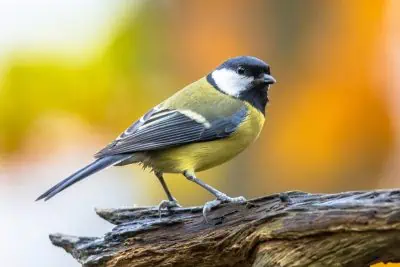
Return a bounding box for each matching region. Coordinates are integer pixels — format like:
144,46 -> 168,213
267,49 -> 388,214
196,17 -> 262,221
0,0 -> 399,266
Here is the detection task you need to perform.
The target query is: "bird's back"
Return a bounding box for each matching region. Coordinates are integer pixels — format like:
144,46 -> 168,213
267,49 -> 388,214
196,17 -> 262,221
160,77 -> 245,119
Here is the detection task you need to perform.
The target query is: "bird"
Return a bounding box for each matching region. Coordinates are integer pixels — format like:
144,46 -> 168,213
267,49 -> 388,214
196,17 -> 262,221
36,56 -> 276,222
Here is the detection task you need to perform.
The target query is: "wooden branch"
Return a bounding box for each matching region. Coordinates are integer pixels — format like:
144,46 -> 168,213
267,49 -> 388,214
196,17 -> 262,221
50,190 -> 400,267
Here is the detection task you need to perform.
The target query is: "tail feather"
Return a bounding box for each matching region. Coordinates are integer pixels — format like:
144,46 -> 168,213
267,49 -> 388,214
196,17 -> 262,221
36,155 -> 130,201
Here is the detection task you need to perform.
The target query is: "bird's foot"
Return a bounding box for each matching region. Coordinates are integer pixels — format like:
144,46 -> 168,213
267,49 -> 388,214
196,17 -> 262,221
157,198 -> 182,219
203,194 -> 247,223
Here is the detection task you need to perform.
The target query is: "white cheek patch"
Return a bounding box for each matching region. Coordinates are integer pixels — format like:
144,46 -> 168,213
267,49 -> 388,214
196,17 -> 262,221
211,69 -> 254,97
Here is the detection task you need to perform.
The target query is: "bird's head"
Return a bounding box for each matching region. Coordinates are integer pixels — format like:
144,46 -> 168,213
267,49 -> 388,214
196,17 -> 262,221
207,56 -> 276,113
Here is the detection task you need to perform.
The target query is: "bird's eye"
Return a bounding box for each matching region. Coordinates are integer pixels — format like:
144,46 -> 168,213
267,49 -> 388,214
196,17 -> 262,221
237,66 -> 245,75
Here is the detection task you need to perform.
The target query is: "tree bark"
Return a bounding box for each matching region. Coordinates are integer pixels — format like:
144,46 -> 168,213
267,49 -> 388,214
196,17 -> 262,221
50,190 -> 400,267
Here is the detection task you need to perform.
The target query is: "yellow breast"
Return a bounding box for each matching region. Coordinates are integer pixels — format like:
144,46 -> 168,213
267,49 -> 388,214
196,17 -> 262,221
148,102 -> 265,173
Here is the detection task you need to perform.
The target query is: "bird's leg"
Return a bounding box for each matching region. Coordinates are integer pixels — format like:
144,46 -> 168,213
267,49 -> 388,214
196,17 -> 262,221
183,170 -> 246,222
155,171 -> 175,202
155,172 -> 181,218
183,170 -> 246,202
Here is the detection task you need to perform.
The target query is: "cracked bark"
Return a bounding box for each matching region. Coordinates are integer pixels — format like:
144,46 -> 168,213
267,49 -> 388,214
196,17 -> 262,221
50,190 -> 400,267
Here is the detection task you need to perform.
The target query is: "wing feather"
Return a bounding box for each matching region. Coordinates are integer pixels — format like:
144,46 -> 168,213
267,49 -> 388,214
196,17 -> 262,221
95,106 -> 248,157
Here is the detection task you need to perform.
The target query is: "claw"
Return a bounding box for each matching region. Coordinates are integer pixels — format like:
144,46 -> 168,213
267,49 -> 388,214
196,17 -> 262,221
202,199 -> 222,223
202,195 -> 247,223
157,199 -> 182,219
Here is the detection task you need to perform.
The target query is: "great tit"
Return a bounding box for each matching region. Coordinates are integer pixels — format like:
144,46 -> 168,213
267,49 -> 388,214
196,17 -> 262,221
36,56 -> 276,221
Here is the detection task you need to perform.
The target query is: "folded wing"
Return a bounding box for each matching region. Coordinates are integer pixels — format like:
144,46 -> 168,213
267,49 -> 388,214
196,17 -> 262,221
95,105 -> 248,157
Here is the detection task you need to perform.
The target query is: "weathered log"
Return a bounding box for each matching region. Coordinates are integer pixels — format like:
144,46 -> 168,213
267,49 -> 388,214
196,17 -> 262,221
50,190 -> 400,267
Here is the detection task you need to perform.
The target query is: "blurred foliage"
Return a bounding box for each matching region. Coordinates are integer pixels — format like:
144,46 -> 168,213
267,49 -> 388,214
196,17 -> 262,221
0,0 -> 397,195
0,1 -> 173,153
373,263 -> 400,267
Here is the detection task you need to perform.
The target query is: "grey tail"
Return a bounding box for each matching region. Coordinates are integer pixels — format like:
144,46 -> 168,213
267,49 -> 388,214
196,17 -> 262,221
36,154 -> 130,201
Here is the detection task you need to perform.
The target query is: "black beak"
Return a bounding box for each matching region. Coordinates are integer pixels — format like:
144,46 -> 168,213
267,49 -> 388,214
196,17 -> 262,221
263,74 -> 276,85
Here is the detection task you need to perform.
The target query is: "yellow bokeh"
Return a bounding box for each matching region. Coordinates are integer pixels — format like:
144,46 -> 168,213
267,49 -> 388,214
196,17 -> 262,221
372,263 -> 400,267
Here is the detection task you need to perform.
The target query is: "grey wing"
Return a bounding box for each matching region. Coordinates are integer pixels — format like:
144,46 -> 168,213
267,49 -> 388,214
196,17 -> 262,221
94,105 -> 248,157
